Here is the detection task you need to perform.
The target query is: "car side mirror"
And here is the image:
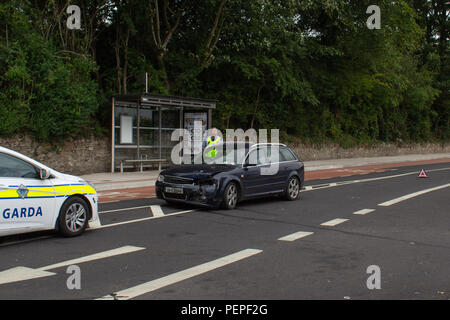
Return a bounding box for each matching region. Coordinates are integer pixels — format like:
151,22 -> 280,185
243,162 -> 257,168
39,168 -> 51,180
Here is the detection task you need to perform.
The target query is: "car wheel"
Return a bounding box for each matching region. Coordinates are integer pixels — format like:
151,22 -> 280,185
223,182 -> 238,210
58,197 -> 89,237
285,176 -> 300,201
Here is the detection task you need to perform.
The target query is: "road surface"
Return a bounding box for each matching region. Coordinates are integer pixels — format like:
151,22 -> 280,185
0,161 -> 449,300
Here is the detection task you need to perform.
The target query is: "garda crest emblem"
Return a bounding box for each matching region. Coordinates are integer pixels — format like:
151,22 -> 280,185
17,185 -> 29,199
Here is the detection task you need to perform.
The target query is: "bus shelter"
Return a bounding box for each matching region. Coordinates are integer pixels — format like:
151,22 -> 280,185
111,93 -> 216,172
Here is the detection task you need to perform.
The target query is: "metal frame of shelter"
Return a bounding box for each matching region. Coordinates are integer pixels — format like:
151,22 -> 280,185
111,93 -> 216,172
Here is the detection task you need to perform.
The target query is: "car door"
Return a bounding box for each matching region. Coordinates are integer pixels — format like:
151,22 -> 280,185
241,148 -> 269,196
0,152 -> 56,235
258,145 -> 285,192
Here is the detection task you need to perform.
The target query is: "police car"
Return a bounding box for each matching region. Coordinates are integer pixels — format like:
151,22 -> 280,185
0,146 -> 100,237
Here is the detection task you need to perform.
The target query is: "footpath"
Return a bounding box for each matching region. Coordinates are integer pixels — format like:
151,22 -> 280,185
81,153 -> 450,203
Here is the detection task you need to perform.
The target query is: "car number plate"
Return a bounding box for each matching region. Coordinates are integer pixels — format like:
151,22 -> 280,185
165,187 -> 184,194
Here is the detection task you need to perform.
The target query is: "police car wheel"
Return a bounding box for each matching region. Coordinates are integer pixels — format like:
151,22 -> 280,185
285,176 -> 300,201
223,182 -> 238,210
58,197 -> 89,237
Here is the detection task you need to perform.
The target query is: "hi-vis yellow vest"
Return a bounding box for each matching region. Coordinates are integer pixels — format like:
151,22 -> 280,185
205,136 -> 221,157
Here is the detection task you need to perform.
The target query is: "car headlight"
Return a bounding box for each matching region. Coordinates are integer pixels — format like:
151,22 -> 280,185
80,179 -> 96,190
157,174 -> 164,182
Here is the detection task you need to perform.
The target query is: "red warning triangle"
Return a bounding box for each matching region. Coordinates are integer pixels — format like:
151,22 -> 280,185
418,169 -> 428,178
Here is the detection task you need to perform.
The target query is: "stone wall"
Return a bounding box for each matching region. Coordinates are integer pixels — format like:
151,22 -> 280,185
291,142 -> 450,161
0,134 -> 110,175
1,134 -> 449,175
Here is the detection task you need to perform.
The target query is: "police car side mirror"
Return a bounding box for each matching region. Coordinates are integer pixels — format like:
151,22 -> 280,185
39,168 -> 51,180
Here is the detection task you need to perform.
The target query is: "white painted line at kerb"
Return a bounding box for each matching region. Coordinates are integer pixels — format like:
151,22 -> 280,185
353,209 -> 375,215
320,218 -> 349,227
278,231 -> 314,242
99,205 -> 152,214
0,246 -> 145,285
378,183 -> 450,207
150,205 -> 165,217
97,248 -> 263,300
302,167 -> 450,192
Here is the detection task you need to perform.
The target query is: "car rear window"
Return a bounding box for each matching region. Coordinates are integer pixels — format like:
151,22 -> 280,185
280,148 -> 296,161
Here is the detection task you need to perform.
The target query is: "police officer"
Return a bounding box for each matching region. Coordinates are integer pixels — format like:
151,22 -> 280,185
203,127 -> 222,158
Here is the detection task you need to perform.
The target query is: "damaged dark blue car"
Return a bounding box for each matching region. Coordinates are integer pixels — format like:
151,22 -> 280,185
155,142 -> 304,209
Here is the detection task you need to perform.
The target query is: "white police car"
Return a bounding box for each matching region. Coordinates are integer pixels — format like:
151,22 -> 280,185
0,146 -> 100,237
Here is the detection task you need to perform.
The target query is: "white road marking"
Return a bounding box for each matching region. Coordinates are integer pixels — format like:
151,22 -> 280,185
96,209 -> 196,229
320,218 -> 349,226
150,205 -> 164,217
0,267 -> 55,285
99,205 -> 152,214
88,217 -> 102,229
0,246 -> 145,285
378,183 -> 450,207
353,209 -> 375,215
97,248 -> 263,300
302,167 -> 450,192
278,231 -> 314,242
37,246 -> 145,271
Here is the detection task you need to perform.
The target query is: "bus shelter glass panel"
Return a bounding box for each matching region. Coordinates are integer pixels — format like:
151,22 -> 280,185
138,106 -> 160,162
161,107 -> 181,163
114,105 -> 138,166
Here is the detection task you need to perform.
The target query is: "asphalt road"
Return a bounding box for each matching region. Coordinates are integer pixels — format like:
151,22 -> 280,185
0,161 -> 449,300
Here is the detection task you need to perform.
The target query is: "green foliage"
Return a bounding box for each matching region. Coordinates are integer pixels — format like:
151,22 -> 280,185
0,0 -> 447,145
0,0 -> 99,141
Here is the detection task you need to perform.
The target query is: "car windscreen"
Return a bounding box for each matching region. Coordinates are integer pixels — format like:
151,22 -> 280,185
193,144 -> 248,165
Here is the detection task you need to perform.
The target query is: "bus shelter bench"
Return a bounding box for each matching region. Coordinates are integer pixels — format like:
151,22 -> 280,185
120,159 -> 167,172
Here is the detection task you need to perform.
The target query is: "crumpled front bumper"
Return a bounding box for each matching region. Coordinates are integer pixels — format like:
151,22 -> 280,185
155,181 -> 222,208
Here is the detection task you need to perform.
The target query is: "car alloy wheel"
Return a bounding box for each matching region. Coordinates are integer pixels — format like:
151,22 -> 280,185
224,182 -> 238,209
286,176 -> 300,200
65,203 -> 87,233
58,197 -> 89,237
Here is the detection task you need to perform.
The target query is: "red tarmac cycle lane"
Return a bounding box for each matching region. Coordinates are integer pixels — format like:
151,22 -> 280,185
97,158 -> 450,203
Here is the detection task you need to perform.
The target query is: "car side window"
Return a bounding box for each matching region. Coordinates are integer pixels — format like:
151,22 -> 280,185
265,146 -> 283,163
246,148 -> 269,165
0,152 -> 39,179
280,148 -> 296,161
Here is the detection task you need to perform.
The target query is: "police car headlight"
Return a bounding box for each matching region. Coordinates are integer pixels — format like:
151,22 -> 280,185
80,179 -> 96,190
157,174 -> 164,182
86,181 -> 96,190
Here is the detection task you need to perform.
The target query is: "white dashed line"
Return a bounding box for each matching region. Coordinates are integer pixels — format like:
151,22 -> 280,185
320,218 -> 349,227
278,231 -> 314,242
150,205 -> 165,217
353,209 -> 375,215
